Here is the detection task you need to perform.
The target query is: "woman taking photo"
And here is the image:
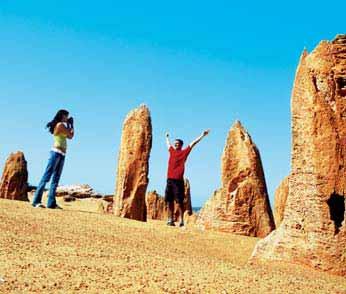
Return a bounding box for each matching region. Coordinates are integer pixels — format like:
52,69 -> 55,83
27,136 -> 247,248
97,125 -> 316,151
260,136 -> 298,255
32,109 -> 74,209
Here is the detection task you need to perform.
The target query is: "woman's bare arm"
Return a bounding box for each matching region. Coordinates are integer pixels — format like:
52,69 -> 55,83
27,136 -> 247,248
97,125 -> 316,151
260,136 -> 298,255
55,123 -> 74,139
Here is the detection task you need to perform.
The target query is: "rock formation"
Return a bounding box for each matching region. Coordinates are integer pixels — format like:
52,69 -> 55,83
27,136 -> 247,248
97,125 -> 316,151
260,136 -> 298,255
66,185 -> 102,198
94,195 -> 114,214
103,196 -> 114,214
184,211 -> 198,225
0,152 -> 28,201
62,195 -> 76,202
197,121 -> 275,237
251,35 -> 346,276
146,190 -> 168,220
114,105 -> 152,221
56,184 -> 103,199
184,178 -> 193,214
173,178 -> 193,220
273,176 -> 290,227
97,198 -> 114,214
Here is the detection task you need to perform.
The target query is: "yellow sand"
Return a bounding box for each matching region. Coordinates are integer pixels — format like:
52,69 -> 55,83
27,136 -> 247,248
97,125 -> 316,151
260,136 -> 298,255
0,199 -> 345,293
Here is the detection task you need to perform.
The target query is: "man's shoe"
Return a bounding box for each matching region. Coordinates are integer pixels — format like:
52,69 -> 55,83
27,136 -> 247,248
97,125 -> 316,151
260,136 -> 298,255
179,222 -> 185,227
167,220 -> 175,226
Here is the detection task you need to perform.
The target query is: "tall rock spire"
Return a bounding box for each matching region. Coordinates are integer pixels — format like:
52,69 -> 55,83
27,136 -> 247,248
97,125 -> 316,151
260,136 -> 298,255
114,105 -> 152,221
251,35 -> 346,276
273,176 -> 290,227
197,121 -> 275,237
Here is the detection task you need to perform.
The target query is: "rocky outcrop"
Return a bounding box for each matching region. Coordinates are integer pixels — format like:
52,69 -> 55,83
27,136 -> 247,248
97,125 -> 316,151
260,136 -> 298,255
114,105 -> 152,221
184,178 -> 192,214
97,199 -> 113,214
0,152 -> 28,201
56,184 -> 103,199
63,195 -> 76,202
95,195 -> 114,214
173,178 -> 193,220
184,211 -> 198,225
197,121 -> 275,237
251,35 -> 346,276
273,176 -> 290,227
146,191 -> 168,220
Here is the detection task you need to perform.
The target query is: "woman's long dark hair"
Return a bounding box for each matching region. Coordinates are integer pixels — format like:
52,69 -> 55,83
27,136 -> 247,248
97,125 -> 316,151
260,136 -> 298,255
46,109 -> 69,134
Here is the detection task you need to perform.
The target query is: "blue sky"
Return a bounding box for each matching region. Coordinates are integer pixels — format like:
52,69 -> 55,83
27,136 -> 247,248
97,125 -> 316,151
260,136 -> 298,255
0,1 -> 344,207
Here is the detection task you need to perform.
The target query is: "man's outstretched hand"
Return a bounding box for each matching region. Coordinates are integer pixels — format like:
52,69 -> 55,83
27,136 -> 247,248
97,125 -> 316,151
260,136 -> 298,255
202,129 -> 210,137
189,129 -> 210,149
165,132 -> 171,149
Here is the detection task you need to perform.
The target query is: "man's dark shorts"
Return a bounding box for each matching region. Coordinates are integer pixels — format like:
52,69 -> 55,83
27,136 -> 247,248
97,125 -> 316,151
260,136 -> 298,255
165,179 -> 184,205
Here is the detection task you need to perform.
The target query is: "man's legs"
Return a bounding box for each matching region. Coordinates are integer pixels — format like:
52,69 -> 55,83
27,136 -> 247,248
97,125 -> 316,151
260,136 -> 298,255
32,152 -> 57,206
168,201 -> 175,222
165,179 -> 175,226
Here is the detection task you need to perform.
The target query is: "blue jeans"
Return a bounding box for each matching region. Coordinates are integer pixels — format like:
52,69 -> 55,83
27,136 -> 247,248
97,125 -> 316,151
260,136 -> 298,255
32,151 -> 65,208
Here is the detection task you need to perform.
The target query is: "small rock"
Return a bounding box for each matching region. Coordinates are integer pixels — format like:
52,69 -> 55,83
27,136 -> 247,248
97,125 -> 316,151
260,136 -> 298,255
0,151 -> 28,201
63,195 -> 76,202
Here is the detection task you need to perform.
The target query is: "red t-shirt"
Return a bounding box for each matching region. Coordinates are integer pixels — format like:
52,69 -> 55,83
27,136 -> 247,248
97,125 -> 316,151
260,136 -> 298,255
167,146 -> 192,180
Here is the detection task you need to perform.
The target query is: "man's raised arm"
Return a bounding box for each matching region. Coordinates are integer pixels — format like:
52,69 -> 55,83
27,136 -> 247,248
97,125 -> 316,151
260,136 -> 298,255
189,129 -> 210,149
165,132 -> 172,149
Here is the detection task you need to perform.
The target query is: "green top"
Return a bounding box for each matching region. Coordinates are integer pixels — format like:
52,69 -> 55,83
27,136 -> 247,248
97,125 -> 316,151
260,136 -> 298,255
53,133 -> 67,151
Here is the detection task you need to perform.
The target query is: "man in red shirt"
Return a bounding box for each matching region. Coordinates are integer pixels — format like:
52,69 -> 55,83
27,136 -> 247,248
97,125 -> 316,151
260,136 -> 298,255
165,129 -> 210,227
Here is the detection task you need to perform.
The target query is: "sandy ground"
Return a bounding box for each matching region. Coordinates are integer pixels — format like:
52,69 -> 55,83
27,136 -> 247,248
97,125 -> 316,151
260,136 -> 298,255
0,199 -> 345,294
27,192 -> 107,214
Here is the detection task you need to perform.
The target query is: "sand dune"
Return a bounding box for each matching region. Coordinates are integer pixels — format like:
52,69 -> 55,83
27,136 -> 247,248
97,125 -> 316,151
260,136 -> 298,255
0,199 -> 345,293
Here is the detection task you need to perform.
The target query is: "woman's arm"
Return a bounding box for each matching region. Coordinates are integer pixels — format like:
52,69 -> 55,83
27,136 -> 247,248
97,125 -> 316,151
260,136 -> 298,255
55,122 -> 74,139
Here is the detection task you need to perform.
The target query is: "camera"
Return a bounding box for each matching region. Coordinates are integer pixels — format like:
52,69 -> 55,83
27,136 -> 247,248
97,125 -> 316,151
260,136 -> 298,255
67,117 -> 74,129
